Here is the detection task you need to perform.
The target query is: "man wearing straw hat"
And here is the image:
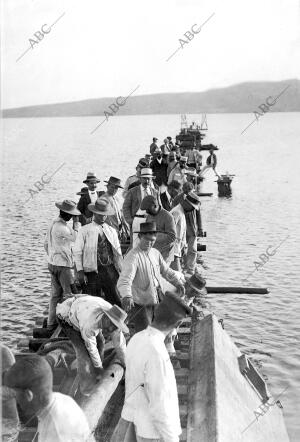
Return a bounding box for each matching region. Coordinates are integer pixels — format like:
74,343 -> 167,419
73,198 -> 123,306
111,292 -> 191,442
117,222 -> 185,333
57,294 -> 128,395
77,172 -> 101,225
44,200 -> 81,332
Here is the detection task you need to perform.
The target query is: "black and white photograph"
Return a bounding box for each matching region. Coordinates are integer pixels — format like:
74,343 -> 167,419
1,0 -> 300,441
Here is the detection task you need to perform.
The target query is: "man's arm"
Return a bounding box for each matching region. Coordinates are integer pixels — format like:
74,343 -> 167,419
158,253 -> 185,290
73,228 -> 85,272
122,190 -> 134,225
117,252 -> 138,300
196,207 -> 202,235
80,326 -> 103,368
145,352 -> 180,442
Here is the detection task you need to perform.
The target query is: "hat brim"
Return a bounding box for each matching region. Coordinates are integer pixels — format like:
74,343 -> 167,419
88,203 -> 115,215
140,174 -> 156,178
186,279 -> 207,296
55,202 -> 81,216
77,191 -> 88,195
104,181 -> 124,189
104,311 -> 129,334
83,178 -> 100,184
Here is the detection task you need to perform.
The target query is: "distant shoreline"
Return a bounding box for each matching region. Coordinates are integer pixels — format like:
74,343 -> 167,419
3,79 -> 299,118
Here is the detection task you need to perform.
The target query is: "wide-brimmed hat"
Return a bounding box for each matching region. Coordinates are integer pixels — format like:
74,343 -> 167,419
104,176 -> 123,189
154,291 -> 192,324
137,158 -> 149,168
185,192 -> 201,210
104,305 -> 129,334
185,167 -> 197,177
88,198 -> 114,215
180,156 -> 188,162
140,168 -> 155,178
134,221 -> 158,234
186,273 -> 207,296
76,187 -> 89,196
140,195 -> 159,211
83,172 -> 100,184
55,200 -> 81,216
154,147 -> 162,153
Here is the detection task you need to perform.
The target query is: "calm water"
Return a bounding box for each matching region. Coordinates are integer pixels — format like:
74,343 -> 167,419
1,113 -> 300,440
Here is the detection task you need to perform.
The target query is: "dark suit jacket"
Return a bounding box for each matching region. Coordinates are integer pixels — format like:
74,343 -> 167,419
77,191 -> 101,225
160,191 -> 172,212
123,185 -> 160,225
150,159 -> 168,186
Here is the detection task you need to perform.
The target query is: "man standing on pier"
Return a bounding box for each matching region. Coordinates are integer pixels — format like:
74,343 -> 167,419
140,195 -> 176,264
100,176 -> 128,239
111,292 -> 191,442
168,155 -> 188,186
117,222 -> 185,333
77,172 -> 101,225
44,200 -> 81,333
73,198 -> 122,306
200,148 -> 221,179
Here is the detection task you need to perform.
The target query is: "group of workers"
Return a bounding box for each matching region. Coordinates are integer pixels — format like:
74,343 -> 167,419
2,136 -> 217,442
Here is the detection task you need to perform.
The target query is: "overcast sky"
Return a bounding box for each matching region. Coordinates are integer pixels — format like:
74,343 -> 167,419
2,0 -> 300,109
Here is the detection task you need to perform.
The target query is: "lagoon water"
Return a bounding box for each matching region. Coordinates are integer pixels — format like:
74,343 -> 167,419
1,112 -> 300,440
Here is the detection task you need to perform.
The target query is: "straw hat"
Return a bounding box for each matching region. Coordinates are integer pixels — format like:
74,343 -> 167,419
140,168 -> 155,178
104,305 -> 129,334
185,167 -> 197,177
88,198 -> 114,215
55,200 -> 81,216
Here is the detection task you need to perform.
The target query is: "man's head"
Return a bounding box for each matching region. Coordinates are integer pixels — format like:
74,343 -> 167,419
140,168 -> 154,189
167,180 -> 182,199
179,156 -> 188,169
136,158 -> 149,176
101,305 -> 129,339
83,172 -> 100,191
154,147 -> 162,160
152,292 -> 191,333
209,148 -> 214,154
153,137 -> 158,143
182,181 -> 194,195
136,222 -> 158,252
55,200 -> 81,221
105,176 -> 123,196
163,138 -> 168,145
181,192 -> 201,212
88,198 -> 114,225
185,272 -> 207,299
3,355 -> 53,415
140,195 -> 160,216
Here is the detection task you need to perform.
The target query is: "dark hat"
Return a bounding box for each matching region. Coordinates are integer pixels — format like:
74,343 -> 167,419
140,195 -> 159,211
134,222 -> 158,234
88,198 -> 114,215
55,200 -> 81,216
3,354 -> 52,390
137,158 -> 149,168
76,187 -> 89,196
153,137 -> 158,141
83,172 -> 100,184
104,305 -> 129,334
186,273 -> 207,296
104,176 -> 123,189
167,136 -> 172,140
155,291 -> 192,323
186,192 -> 201,210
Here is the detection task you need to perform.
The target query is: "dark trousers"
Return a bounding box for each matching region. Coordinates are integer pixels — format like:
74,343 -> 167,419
127,304 -> 156,334
85,264 -> 121,306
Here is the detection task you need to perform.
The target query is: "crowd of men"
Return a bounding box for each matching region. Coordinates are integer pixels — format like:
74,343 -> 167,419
2,136 -> 216,442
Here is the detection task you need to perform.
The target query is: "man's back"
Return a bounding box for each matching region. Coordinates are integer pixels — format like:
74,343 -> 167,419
38,392 -> 91,442
122,326 -> 180,440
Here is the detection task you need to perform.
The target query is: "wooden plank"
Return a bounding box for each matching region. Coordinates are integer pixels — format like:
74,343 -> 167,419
206,287 -> 269,294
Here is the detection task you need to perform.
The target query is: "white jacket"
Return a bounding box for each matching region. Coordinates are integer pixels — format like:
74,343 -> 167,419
73,221 -> 122,273
170,204 -> 187,257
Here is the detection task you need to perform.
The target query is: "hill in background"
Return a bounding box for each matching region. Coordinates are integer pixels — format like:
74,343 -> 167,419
2,79 -> 299,118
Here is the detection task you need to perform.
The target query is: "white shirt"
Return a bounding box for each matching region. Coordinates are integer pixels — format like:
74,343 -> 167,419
122,326 -> 181,441
170,204 -> 187,257
37,392 -> 91,442
44,217 -> 80,267
56,295 -> 126,368
89,190 -> 98,203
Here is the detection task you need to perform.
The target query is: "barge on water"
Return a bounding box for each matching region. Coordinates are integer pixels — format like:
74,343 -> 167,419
176,114 -> 218,152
